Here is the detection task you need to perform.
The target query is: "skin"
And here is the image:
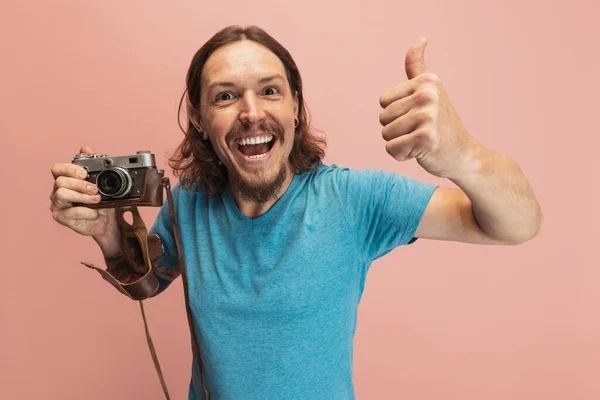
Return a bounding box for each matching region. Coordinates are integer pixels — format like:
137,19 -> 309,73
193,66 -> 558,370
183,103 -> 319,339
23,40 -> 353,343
195,40 -> 300,218
379,37 -> 544,244
48,41 -> 302,260
49,36 -> 544,263
49,144 -> 120,256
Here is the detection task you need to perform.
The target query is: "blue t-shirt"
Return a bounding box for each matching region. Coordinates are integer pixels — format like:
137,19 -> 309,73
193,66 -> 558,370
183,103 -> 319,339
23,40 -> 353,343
149,163 -> 438,399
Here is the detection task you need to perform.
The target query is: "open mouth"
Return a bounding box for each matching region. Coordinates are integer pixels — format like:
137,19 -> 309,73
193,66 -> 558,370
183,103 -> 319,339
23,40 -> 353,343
235,134 -> 276,161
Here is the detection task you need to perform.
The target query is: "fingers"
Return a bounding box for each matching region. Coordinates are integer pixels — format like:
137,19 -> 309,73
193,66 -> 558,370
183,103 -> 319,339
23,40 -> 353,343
52,205 -> 101,229
49,162 -> 95,209
79,145 -> 95,155
380,86 -> 440,126
49,146 -> 102,230
50,150 -> 95,205
379,95 -> 413,126
51,185 -> 100,209
51,194 -> 101,227
59,206 -> 101,222
385,134 -> 418,162
405,37 -> 429,80
381,110 -> 423,141
52,175 -> 98,197
50,142 -> 95,180
379,81 -> 416,109
380,72 -> 441,109
385,130 -> 432,162
51,162 -> 87,180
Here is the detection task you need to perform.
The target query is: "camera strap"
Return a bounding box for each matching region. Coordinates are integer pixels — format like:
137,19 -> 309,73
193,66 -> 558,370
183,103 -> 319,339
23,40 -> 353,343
80,177 -> 210,400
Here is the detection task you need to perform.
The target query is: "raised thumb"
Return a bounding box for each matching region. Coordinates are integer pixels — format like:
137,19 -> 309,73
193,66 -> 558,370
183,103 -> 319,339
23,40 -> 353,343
405,37 -> 429,79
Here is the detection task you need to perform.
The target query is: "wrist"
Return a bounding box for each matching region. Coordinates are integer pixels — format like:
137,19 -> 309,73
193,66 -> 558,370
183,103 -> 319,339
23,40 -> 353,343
448,142 -> 493,186
93,233 -> 122,259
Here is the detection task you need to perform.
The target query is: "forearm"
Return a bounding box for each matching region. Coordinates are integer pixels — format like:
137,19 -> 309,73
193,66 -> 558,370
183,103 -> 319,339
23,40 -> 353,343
93,232 -> 179,296
94,232 -> 122,259
450,145 -> 544,244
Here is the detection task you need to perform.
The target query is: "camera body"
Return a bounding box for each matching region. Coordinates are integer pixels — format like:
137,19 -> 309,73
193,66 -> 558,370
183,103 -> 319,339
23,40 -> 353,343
72,151 -> 158,202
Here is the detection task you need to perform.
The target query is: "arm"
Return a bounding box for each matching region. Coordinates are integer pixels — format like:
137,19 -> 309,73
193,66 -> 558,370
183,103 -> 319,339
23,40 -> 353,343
379,38 -> 544,245
414,146 -> 544,245
93,216 -> 180,297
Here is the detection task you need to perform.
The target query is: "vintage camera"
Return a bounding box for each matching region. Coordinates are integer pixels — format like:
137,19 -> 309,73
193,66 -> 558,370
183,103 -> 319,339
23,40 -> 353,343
72,151 -> 162,205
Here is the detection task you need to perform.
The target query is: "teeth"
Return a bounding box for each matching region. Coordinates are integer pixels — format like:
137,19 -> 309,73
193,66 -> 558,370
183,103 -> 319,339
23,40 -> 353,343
248,152 -> 269,159
237,135 -> 273,146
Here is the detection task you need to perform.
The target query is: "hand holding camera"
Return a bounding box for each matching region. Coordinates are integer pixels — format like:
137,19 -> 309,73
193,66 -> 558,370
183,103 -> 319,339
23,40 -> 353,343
50,145 -> 122,257
50,145 -> 117,231
50,146 -> 164,259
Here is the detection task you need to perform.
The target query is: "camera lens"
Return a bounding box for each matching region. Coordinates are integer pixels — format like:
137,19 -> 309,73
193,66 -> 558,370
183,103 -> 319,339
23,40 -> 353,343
97,168 -> 133,198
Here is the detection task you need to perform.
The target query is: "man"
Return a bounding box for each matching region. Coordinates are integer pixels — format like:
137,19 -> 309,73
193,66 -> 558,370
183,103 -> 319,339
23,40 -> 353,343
50,25 -> 543,399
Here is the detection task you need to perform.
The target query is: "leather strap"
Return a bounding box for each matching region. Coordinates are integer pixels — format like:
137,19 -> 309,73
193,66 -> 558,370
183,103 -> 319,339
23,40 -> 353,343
82,206 -> 162,299
140,299 -> 171,399
81,175 -> 210,399
164,177 -> 210,399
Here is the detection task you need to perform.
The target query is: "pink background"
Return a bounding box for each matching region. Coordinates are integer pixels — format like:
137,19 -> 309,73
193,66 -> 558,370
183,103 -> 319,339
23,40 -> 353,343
2,0 -> 598,399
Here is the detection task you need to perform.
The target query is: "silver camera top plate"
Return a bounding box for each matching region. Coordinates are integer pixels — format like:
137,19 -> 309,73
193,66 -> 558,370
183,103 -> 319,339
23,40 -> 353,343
72,151 -> 156,172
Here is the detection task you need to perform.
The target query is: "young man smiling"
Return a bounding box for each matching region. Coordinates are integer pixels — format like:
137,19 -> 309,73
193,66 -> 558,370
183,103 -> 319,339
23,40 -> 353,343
50,25 -> 544,399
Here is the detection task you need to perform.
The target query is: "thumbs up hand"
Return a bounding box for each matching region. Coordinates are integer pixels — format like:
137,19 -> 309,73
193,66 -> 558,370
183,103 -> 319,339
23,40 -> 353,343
379,38 -> 482,180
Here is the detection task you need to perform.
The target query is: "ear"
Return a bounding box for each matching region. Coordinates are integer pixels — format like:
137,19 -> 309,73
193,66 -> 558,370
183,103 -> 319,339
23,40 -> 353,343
188,105 -> 208,140
293,90 -> 299,117
189,116 -> 205,135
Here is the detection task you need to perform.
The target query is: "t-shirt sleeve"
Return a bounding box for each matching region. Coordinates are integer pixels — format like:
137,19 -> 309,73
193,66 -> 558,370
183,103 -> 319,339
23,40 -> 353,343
333,167 -> 438,262
147,183 -> 182,294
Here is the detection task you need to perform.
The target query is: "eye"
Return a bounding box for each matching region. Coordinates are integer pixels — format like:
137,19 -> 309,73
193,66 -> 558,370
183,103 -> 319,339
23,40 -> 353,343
263,86 -> 279,96
216,92 -> 235,102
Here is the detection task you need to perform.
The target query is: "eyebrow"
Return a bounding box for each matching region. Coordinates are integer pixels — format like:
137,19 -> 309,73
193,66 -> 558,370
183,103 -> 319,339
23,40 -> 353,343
207,74 -> 285,92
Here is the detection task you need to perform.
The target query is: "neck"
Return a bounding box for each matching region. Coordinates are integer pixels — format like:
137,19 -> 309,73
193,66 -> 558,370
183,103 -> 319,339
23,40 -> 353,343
230,162 -> 295,219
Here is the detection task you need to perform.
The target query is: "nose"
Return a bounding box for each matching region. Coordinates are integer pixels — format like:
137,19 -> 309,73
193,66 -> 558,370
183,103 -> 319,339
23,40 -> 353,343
238,91 -> 266,125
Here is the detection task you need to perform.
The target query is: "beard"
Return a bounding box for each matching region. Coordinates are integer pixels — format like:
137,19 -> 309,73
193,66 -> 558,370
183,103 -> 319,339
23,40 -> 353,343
225,119 -> 290,203
228,159 -> 289,203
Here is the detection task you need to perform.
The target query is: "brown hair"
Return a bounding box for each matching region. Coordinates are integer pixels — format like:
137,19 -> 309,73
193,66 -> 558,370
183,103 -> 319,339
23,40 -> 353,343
169,25 -> 326,196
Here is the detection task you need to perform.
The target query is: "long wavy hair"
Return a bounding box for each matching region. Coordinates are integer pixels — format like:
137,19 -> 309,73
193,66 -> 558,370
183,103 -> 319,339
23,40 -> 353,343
169,25 -> 326,196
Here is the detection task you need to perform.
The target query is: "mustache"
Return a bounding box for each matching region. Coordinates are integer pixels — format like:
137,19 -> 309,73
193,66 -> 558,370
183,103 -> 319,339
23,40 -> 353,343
225,120 -> 285,143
